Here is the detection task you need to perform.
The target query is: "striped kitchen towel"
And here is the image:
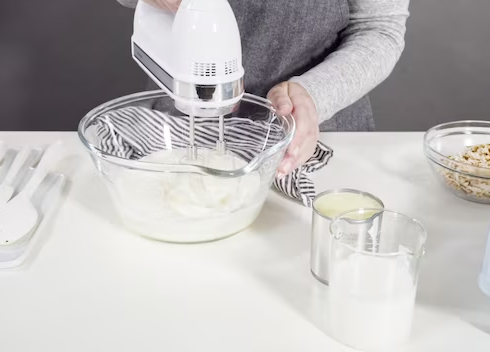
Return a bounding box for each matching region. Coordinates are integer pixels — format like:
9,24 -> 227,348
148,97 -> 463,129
91,106 -> 333,207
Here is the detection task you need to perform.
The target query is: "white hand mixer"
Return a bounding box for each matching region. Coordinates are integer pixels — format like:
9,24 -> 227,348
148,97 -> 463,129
131,0 -> 245,160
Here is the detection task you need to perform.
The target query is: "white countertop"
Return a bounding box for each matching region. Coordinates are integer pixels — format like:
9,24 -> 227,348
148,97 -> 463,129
0,132 -> 490,351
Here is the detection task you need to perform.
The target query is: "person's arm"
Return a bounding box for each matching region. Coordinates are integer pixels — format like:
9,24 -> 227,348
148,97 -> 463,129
290,0 -> 410,122
269,0 -> 409,177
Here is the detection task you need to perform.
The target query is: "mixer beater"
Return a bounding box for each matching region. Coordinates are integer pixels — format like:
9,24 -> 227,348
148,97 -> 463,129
131,0 -> 244,162
217,115 -> 226,154
186,113 -> 226,162
188,114 -> 197,160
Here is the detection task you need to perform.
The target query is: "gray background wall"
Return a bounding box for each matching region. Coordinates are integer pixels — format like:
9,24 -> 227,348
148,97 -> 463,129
371,0 -> 490,131
0,0 -> 489,131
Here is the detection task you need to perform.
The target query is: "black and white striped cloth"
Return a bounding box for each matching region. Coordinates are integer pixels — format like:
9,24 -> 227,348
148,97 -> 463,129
91,106 -> 333,207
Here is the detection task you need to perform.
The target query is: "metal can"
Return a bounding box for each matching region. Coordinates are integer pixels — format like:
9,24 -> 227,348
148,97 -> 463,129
311,189 -> 384,285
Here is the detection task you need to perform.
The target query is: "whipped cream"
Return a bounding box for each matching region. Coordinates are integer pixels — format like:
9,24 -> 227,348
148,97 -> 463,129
111,148 -> 264,242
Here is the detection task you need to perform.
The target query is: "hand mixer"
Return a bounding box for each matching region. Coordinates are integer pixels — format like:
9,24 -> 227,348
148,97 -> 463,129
131,0 -> 245,160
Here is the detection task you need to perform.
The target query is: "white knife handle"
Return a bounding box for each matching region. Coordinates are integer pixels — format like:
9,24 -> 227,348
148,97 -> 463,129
3,146 -> 31,186
22,142 -> 64,199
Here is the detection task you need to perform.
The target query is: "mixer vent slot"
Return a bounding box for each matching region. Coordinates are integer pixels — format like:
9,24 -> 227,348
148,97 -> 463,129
224,59 -> 239,75
192,62 -> 217,77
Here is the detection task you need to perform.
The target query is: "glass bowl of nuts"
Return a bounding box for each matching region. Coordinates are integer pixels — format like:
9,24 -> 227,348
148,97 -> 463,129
424,120 -> 490,204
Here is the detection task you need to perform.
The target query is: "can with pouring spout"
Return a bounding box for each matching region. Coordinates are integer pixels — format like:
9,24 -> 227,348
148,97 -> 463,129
310,189 -> 384,285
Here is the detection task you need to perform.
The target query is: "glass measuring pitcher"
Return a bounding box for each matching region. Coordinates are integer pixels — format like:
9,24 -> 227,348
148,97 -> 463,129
328,209 -> 427,351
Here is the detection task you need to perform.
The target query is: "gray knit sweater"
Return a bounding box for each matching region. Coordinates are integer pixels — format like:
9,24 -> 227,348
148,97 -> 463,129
117,0 -> 409,128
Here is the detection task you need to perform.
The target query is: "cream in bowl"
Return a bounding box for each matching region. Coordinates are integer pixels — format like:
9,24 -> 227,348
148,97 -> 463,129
78,91 -> 295,243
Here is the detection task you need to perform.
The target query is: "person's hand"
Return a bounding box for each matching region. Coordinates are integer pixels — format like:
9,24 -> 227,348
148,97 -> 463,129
267,82 -> 319,179
143,0 -> 181,11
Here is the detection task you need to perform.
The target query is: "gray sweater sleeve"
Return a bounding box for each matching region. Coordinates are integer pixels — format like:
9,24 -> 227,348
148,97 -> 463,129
291,0 -> 410,122
117,0 -> 138,7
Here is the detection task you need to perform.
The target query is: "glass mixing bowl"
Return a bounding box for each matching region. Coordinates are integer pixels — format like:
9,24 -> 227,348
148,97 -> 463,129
424,120 -> 490,204
78,91 -> 295,243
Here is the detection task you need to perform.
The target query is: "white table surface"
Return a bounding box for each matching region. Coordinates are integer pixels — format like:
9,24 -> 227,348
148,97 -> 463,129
1,132 -> 490,351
